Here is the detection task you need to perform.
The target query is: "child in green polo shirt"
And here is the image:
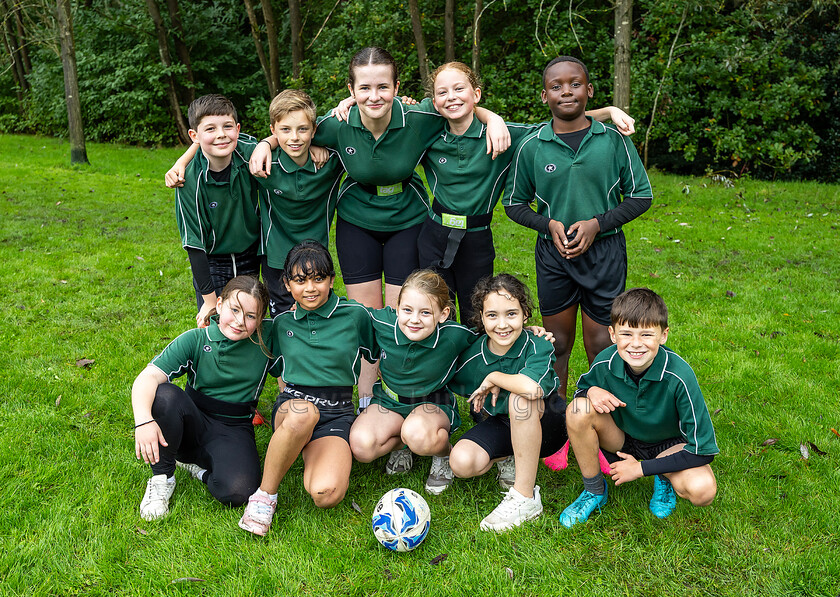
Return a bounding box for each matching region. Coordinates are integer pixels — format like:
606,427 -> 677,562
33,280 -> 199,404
448,274 -> 568,532
503,56 -> 653,402
132,276 -> 273,521
174,95 -> 265,328
559,288 -> 718,528
238,241 -> 378,536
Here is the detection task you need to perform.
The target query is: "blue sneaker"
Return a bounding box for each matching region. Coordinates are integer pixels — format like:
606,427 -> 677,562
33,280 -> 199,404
649,475 -> 677,518
559,484 -> 608,528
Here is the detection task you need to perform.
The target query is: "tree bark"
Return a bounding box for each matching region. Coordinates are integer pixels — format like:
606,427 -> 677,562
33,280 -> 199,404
472,0 -> 482,77
444,0 -> 455,62
165,0 -> 195,103
243,0 -> 273,95
407,0 -> 428,83
2,0 -> 28,97
13,2 -> 32,75
288,0 -> 302,79
260,0 -> 281,96
145,0 -> 190,143
613,0 -> 632,112
56,0 -> 89,164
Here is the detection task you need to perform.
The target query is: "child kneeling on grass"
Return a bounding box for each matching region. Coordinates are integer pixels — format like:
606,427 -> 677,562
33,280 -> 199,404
560,287 -> 718,528
132,276 -> 274,521
448,274 -> 567,532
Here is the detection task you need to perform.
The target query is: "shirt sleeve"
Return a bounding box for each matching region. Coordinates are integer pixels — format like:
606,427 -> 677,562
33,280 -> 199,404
640,451 -> 715,476
594,195 -> 652,232
502,134 -> 539,209
235,133 -> 259,161
313,113 -> 340,149
504,203 -> 552,235
356,307 -> 380,364
673,368 -> 719,456
150,330 -> 199,381
518,335 -> 559,398
615,131 -> 653,199
404,98 -> 446,149
174,163 -> 207,251
186,247 -> 213,294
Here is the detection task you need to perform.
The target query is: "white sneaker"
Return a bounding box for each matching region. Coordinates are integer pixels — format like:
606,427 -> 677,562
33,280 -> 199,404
496,456 -> 515,490
425,455 -> 454,495
238,491 -> 278,536
176,460 -> 206,481
140,474 -> 176,521
385,448 -> 413,475
479,486 -> 543,532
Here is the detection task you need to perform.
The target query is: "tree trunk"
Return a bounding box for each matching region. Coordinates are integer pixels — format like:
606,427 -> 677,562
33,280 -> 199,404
407,0 -> 428,83
260,0 -> 281,96
243,0 -> 273,95
165,0 -> 195,104
288,0 -> 302,79
13,2 -> 32,75
145,0 -> 190,143
472,0 -> 482,77
2,0 -> 27,98
444,0 -> 455,62
56,0 -> 89,164
613,0 -> 632,112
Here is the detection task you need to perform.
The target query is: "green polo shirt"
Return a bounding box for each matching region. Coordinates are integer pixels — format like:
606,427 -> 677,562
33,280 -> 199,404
368,306 -> 478,401
313,99 -> 445,232
503,118 -> 652,241
237,136 -> 344,268
575,344 -> 719,455
424,119 -> 542,231
449,330 -> 559,416
268,291 -> 377,386
174,135 -> 264,255
150,317 -> 274,407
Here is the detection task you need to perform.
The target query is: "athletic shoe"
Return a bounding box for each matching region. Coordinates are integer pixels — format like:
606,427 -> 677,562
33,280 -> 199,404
649,475 -> 677,518
496,456 -> 516,490
480,486 -> 543,532
176,460 -> 205,481
425,455 -> 454,495
238,491 -> 277,536
559,484 -> 608,528
385,448 -> 413,475
139,474 -> 175,521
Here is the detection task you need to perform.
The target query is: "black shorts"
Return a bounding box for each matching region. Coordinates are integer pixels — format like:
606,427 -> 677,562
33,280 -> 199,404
602,434 -> 685,463
194,243 -> 261,309
271,385 -> 356,443
417,217 -> 495,325
260,258 -> 294,317
535,232 -> 627,325
458,393 -> 568,460
335,217 -> 421,285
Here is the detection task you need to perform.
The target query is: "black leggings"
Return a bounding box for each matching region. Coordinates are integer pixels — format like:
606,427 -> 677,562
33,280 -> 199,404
150,383 -> 260,507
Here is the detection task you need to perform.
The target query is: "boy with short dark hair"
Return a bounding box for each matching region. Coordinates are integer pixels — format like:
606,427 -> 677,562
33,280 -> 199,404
503,56 -> 653,399
559,287 -> 718,527
177,94 -> 264,327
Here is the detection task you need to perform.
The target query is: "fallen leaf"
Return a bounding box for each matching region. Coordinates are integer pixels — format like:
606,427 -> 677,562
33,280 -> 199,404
713,408 -> 723,416
807,442 -> 826,456
832,428 -> 840,439
505,567 -> 515,580
75,358 -> 95,369
55,395 -> 61,407
649,272 -> 660,278
136,256 -> 145,261
761,438 -> 779,447
83,411 -> 93,418
351,500 -> 363,515
171,578 -> 204,583
726,290 -> 736,297
135,527 -> 148,536
383,568 -> 394,581
800,443 -> 810,460
430,554 -> 448,566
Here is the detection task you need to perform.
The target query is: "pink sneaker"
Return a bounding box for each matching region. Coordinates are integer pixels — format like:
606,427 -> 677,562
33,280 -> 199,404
238,491 -> 277,536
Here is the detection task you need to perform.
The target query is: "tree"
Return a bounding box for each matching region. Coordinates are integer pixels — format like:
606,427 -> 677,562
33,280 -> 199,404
289,0 -> 302,79
613,0 -> 632,112
407,0 -> 429,83
55,0 -> 88,164
260,0 -> 282,96
243,0 -> 273,95
444,0 -> 455,62
2,0 -> 30,104
145,0 -> 190,143
164,0 -> 195,104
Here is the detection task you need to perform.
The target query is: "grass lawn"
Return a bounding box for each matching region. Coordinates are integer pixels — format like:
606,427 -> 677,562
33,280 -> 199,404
1,134 -> 838,596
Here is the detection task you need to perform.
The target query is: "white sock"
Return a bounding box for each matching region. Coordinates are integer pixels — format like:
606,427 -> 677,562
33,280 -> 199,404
166,476 -> 175,484
255,488 -> 277,501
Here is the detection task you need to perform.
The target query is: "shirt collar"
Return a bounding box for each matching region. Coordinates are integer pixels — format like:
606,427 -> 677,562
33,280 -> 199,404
347,100 -> 406,131
442,116 -> 484,142
608,344 -> 668,382
293,291 -> 340,320
197,149 -> 244,183
479,330 -> 529,365
204,315 -> 226,342
394,317 -> 441,348
537,116 -> 603,143
276,147 -> 316,174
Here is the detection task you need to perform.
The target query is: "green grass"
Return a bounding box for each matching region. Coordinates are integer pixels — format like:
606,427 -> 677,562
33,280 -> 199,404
1,134 -> 839,596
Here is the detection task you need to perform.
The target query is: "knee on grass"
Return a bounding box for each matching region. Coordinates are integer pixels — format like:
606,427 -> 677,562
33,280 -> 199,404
308,483 -> 347,509
677,473 -> 717,507
209,475 -> 259,508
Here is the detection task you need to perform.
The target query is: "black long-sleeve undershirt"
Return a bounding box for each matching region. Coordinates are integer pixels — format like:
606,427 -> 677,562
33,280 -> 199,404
186,247 -> 214,295
504,195 -> 652,236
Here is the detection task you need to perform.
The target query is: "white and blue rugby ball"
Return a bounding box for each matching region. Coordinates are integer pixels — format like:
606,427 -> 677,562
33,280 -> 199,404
371,488 -> 431,552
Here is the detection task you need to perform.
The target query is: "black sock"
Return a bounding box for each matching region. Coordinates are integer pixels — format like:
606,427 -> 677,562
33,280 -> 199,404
583,473 -> 605,495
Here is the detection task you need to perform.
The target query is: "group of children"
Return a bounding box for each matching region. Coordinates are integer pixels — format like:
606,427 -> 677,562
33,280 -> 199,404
133,47 -> 718,535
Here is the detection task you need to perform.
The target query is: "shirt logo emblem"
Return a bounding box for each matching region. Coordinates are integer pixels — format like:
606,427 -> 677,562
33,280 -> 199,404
203,345 -> 212,352
273,189 -> 283,195
209,201 -> 218,208
287,330 -> 294,337
438,157 -> 447,164
345,147 -> 356,155
544,164 -> 556,173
